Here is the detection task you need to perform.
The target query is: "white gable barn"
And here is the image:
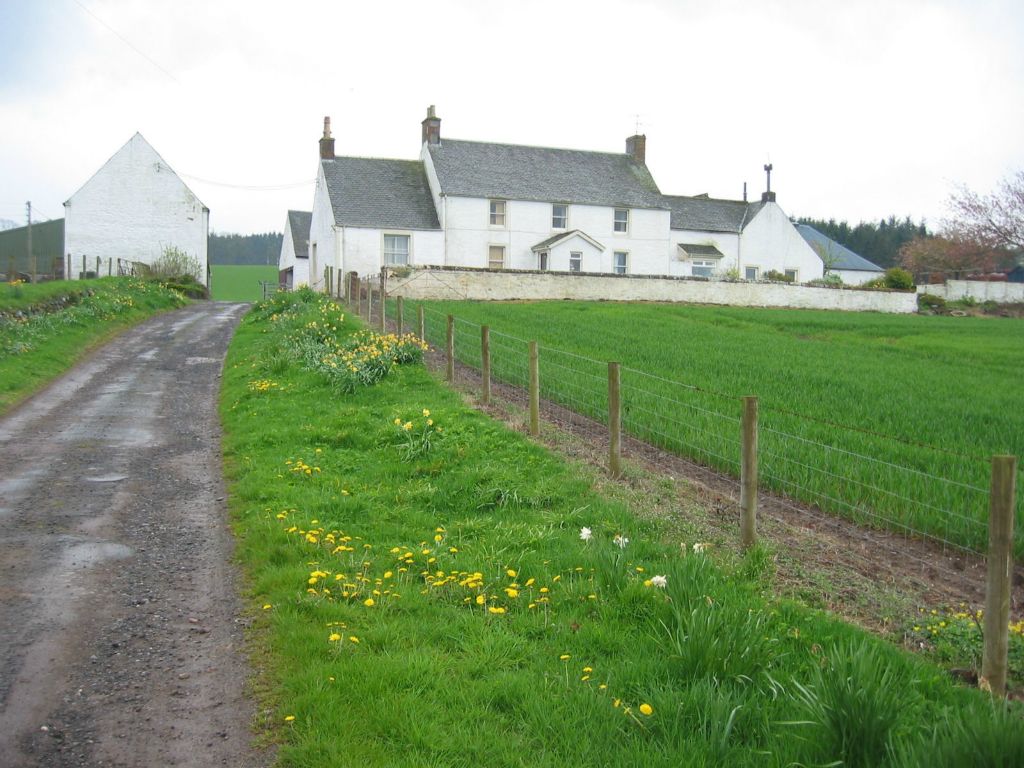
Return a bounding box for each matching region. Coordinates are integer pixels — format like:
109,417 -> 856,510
279,210 -> 311,289
64,133 -> 209,284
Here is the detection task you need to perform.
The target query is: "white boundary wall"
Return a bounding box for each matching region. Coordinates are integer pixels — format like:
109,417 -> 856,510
917,281 -> 1024,304
387,266 -> 918,313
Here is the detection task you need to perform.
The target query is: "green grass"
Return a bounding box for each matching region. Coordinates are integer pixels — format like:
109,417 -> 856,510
210,265 -> 279,302
0,277 -> 188,414
401,299 -> 1024,557
220,291 -> 1024,767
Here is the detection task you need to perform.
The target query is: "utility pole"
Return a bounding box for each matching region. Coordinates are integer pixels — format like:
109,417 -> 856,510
26,201 -> 34,282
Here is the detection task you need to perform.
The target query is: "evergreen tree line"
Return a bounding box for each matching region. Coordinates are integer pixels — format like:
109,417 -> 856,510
796,216 -> 930,268
208,231 -> 283,265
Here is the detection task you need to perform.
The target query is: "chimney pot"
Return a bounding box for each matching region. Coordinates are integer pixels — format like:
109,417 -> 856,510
625,134 -> 646,164
319,116 -> 335,160
421,105 -> 441,145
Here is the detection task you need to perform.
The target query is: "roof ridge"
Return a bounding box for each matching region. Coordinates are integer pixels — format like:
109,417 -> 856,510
662,193 -> 747,205
438,137 -> 631,158
323,154 -> 423,164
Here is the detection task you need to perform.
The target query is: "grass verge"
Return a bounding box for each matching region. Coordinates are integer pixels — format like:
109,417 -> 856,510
0,277 -> 189,414
221,290 -> 1024,767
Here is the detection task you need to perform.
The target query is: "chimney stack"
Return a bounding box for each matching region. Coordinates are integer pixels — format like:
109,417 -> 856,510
421,105 -> 441,145
625,134 -> 646,164
319,116 -> 335,160
761,163 -> 776,202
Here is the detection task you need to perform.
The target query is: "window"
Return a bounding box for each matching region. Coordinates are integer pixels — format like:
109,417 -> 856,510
552,204 -> 568,229
613,208 -> 629,233
784,268 -> 799,282
613,251 -> 628,275
489,200 -> 506,227
745,266 -> 759,281
383,234 -> 410,265
488,245 -> 506,269
569,251 -> 582,273
538,251 -> 549,271
691,259 -> 716,278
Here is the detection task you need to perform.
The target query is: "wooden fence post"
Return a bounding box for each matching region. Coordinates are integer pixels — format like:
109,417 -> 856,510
379,290 -> 387,332
982,455 -> 1017,697
608,362 -> 622,478
367,288 -> 375,322
107,257 -> 112,276
418,304 -> 425,343
396,296 -> 404,335
446,315 -> 455,382
481,326 -> 491,405
528,341 -> 540,437
81,255 -> 86,278
740,396 -> 759,551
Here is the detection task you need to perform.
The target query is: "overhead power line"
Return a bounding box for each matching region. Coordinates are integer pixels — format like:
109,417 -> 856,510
69,0 -> 179,83
177,173 -> 315,191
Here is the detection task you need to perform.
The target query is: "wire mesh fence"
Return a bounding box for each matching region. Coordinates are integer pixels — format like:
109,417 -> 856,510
395,299 -> 1018,564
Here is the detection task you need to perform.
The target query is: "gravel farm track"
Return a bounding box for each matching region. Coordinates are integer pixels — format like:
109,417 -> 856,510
0,302 -> 269,768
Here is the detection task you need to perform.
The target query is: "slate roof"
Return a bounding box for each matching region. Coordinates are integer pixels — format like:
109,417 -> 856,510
287,210 -> 311,258
322,157 -> 440,230
427,139 -> 664,209
662,194 -> 765,233
678,243 -> 724,258
795,224 -> 883,272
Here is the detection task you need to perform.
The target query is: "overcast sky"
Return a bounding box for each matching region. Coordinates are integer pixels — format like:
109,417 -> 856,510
1,0 -> 1021,235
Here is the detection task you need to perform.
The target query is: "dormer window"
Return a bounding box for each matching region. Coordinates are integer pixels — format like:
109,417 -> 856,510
489,200 -> 506,227
552,204 -> 568,230
613,208 -> 629,233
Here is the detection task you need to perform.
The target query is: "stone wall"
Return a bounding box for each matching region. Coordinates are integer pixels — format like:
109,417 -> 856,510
917,281 -> 1024,304
385,266 -> 919,313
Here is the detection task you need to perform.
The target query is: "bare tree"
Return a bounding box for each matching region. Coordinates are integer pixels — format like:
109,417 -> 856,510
945,170 -> 1024,252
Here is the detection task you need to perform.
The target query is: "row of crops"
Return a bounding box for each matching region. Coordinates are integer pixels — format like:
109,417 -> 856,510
396,299 -> 1023,559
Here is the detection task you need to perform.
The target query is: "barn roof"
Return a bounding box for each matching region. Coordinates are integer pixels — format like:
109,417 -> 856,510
795,224 -> 883,272
287,210 -> 311,258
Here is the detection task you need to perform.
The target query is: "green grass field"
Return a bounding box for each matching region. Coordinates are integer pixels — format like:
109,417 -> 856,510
210,265 -> 279,302
0,278 -> 187,414
221,291 -> 1024,767
402,300 -> 1024,557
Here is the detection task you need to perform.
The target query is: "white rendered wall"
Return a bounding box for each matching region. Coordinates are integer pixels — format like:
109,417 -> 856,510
739,204 -> 823,282
440,196 -> 671,274
668,230 -> 740,277
278,217 -> 312,288
832,268 -> 881,286
918,280 -> 1024,303
340,227 -> 444,277
64,133 -> 209,284
308,163 -> 337,290
388,266 -> 918,313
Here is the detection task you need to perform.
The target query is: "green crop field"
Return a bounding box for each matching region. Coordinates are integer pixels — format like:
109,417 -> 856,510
403,299 -> 1024,557
210,265 -> 278,302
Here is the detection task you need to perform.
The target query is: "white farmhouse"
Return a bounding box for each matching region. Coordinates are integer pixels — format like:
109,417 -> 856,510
64,133 -> 209,284
795,224 -> 884,285
308,118 -> 442,289
304,107 -> 824,285
278,210 -> 312,289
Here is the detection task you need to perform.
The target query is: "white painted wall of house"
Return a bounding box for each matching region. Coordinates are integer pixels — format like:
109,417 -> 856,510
339,227 -> 444,277
668,230 -> 740,277
438,195 -> 671,273
308,163 -> 336,290
738,204 -> 823,282
64,133 -> 209,284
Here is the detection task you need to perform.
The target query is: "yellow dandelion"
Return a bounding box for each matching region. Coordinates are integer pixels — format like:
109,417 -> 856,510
639,703 -> 654,716
328,633 -> 341,642
262,604 -> 272,610
364,598 -> 375,607
349,636 -> 360,644
284,715 -> 296,722
559,654 -> 571,661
